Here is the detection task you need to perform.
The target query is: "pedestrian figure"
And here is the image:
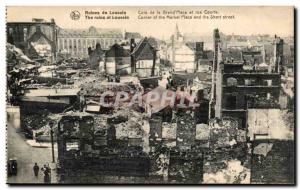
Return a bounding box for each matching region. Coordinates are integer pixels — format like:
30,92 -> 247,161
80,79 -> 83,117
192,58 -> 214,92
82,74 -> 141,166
7,161 -> 12,176
11,160 -> 17,175
42,164 -> 51,183
46,164 -> 52,183
33,163 -> 39,177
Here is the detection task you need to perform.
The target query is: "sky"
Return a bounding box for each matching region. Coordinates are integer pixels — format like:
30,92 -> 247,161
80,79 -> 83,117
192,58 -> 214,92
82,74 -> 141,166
6,6 -> 294,39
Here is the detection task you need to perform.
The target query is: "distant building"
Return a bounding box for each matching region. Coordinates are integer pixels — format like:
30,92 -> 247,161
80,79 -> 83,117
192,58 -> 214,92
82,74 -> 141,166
168,24 -> 193,72
57,26 -> 123,58
169,43 -> 195,73
167,24 -> 205,73
226,37 -> 249,49
124,32 -> 142,42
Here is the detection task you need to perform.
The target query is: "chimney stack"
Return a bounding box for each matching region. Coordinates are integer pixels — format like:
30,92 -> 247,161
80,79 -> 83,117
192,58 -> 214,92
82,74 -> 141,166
195,42 -> 204,71
274,37 -> 284,74
130,38 -> 135,53
130,38 -> 136,73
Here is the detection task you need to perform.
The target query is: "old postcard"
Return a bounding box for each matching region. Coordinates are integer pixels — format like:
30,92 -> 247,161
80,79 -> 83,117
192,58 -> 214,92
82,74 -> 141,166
6,6 -> 295,184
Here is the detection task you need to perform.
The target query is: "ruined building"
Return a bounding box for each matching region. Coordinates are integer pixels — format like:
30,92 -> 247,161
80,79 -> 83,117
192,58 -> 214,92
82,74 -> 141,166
87,43 -> 105,70
7,18 -> 58,60
57,114 -> 150,183
167,24 -> 206,73
210,29 -> 281,128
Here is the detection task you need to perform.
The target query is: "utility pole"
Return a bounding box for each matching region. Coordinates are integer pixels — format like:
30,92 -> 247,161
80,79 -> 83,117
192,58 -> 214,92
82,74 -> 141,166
49,121 -> 55,163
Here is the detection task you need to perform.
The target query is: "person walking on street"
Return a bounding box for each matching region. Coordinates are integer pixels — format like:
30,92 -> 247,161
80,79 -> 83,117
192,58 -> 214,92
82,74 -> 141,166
47,164 -> 52,183
42,164 -> 51,183
33,163 -> 39,177
11,160 -> 17,175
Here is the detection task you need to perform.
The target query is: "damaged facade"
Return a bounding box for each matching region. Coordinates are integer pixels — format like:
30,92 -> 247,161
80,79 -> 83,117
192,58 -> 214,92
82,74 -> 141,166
211,28 -> 282,129
7,18 -> 58,61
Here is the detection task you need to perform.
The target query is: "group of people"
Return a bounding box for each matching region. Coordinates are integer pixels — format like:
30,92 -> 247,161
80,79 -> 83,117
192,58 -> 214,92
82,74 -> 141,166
33,163 -> 52,183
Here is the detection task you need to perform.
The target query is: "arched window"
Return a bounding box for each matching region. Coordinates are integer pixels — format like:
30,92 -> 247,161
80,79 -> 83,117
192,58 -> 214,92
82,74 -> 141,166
73,39 -> 77,49
92,39 -> 95,48
64,39 -> 67,49
69,39 -> 72,49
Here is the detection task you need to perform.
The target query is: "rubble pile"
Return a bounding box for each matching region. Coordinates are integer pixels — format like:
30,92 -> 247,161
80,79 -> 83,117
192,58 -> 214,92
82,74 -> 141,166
203,159 -> 250,184
115,118 -> 143,139
32,111 -> 94,141
22,111 -> 51,131
168,157 -> 199,183
209,117 -> 238,148
112,108 -> 146,139
7,43 -> 38,88
93,115 -> 108,133
57,58 -> 87,69
80,81 -> 134,97
7,43 -> 35,65
38,65 -> 57,77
